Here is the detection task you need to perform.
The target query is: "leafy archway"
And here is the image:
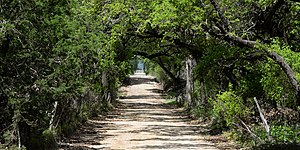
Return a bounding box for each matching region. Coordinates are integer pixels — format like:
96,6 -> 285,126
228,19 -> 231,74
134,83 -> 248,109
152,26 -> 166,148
1,0 -> 299,148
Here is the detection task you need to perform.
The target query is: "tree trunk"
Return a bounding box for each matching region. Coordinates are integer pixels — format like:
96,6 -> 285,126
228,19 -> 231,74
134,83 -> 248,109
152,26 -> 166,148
102,70 -> 110,106
102,70 -> 108,87
49,101 -> 58,130
185,55 -> 196,109
109,74 -> 117,105
17,124 -> 21,150
200,79 -> 206,105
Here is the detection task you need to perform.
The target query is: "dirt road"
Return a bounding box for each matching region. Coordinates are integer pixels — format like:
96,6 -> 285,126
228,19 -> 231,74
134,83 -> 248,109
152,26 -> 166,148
60,73 -> 221,150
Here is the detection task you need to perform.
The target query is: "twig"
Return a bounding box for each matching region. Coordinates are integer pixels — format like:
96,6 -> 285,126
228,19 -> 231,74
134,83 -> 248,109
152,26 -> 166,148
234,116 -> 262,142
254,97 -> 273,142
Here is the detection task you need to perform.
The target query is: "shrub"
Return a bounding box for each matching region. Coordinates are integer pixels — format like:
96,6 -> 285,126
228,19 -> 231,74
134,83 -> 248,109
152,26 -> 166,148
209,84 -> 251,129
209,85 -> 250,126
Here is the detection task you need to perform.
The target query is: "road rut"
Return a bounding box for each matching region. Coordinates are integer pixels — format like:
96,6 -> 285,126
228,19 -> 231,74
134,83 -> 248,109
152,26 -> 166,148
60,73 -> 220,150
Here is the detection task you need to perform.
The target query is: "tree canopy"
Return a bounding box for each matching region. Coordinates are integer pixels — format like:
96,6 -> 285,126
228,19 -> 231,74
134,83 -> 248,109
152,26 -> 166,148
1,0 -> 299,149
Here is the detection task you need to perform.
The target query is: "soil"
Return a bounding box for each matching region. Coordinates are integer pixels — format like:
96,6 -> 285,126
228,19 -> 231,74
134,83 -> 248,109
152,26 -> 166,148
59,73 -> 235,150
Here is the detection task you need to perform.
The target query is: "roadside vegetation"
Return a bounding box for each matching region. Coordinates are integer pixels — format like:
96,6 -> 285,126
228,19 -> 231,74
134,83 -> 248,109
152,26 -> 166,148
1,0 -> 299,149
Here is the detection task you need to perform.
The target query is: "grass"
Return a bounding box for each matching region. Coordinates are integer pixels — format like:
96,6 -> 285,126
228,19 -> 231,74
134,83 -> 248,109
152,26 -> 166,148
165,99 -> 177,105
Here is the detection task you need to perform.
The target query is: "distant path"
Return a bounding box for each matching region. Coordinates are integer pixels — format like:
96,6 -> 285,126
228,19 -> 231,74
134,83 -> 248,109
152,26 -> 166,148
60,73 -> 221,150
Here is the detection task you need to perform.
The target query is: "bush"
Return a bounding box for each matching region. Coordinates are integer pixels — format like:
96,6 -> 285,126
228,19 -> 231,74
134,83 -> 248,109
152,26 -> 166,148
270,124 -> 300,144
190,105 -> 211,120
210,84 -> 251,128
29,129 -> 56,150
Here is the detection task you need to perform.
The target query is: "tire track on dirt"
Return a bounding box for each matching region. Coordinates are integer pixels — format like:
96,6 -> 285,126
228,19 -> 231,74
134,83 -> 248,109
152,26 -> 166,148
60,73 -> 220,150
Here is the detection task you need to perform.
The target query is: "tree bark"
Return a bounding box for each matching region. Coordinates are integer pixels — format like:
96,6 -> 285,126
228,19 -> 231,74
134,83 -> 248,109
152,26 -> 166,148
185,55 -> 196,109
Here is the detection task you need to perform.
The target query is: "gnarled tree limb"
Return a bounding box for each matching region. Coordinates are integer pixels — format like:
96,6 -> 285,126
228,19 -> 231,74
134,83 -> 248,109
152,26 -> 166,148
225,35 -> 300,105
157,57 -> 178,82
206,1 -> 300,106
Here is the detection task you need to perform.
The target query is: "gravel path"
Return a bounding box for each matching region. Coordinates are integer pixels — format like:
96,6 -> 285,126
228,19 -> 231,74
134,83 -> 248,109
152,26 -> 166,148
60,73 -> 220,150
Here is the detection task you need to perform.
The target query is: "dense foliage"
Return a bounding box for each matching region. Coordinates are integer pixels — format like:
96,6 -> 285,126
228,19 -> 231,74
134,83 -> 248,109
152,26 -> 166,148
0,0 -> 132,149
1,0 -> 299,149
95,0 -> 300,147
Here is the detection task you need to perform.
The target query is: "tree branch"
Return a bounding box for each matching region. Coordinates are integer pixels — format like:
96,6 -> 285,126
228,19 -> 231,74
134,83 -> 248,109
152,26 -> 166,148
233,116 -> 262,142
206,1 -> 300,106
254,97 -> 273,142
133,51 -> 173,59
157,57 -> 178,81
209,0 -> 230,31
127,32 -> 163,39
226,35 -> 300,106
128,31 -> 202,58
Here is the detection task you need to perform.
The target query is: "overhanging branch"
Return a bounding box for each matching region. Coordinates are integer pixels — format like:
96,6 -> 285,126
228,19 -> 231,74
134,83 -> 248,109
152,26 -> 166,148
134,51 -> 172,59
207,0 -> 300,106
157,57 -> 178,81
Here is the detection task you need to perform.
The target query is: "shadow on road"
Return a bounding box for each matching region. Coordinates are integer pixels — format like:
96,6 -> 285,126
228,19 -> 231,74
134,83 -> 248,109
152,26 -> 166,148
128,75 -> 158,86
59,74 -> 228,150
